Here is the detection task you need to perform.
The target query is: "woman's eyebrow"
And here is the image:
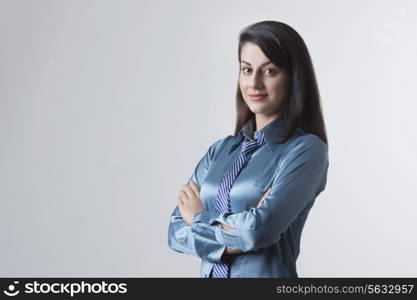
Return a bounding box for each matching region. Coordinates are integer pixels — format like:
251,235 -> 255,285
241,60 -> 273,67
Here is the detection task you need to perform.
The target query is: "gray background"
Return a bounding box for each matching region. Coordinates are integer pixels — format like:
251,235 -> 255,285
1,0 -> 416,277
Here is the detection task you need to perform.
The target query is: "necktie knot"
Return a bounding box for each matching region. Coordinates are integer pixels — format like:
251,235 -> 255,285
240,131 -> 266,155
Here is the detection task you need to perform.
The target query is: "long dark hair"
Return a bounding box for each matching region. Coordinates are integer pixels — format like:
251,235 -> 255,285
234,20 -> 328,146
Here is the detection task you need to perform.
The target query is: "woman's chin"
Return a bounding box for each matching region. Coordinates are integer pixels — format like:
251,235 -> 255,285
248,106 -> 267,114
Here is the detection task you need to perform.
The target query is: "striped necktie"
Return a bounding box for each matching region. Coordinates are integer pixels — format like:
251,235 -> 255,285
210,131 -> 266,278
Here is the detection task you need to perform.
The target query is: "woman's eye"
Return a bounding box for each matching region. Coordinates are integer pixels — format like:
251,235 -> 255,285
241,67 -> 251,74
241,67 -> 276,75
265,68 -> 276,75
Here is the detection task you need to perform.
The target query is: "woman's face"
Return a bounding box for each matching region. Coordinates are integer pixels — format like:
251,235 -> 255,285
238,42 -> 289,118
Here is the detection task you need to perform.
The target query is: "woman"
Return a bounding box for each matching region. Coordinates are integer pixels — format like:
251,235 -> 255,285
168,20 -> 329,278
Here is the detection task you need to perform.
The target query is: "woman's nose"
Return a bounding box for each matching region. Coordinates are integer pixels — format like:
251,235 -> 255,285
249,72 -> 264,89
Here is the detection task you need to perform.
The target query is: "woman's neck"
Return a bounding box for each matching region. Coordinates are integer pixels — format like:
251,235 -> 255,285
255,113 -> 281,131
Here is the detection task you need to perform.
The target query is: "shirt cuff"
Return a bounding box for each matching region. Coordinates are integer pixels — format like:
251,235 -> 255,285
191,221 -> 227,263
192,210 -> 220,225
214,222 -> 243,251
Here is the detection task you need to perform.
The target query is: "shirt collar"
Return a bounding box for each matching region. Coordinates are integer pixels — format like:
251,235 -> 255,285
229,114 -> 287,154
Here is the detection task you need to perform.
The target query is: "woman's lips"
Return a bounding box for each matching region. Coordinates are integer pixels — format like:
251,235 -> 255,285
249,94 -> 268,101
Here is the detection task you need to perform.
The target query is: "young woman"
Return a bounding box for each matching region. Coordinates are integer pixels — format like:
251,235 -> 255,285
168,20 -> 329,278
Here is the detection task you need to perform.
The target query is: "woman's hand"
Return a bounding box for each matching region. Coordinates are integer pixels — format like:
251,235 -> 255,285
256,187 -> 271,207
224,247 -> 244,255
178,180 -> 205,226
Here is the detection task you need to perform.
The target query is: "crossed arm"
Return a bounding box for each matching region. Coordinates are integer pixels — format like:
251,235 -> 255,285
177,180 -> 270,255
167,135 -> 328,262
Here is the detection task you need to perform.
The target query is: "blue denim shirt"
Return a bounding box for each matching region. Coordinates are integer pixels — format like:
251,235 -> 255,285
168,115 -> 329,278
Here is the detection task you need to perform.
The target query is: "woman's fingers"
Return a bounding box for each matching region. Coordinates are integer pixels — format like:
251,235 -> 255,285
177,183 -> 203,225
179,181 -> 200,203
178,193 -> 185,206
257,187 -> 271,207
256,199 -> 264,207
263,187 -> 272,198
221,223 -> 236,232
188,180 -> 200,198
178,189 -> 188,202
180,184 -> 195,201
